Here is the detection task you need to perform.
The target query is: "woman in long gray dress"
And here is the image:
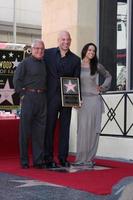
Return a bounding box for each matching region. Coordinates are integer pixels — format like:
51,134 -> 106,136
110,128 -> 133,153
75,43 -> 112,167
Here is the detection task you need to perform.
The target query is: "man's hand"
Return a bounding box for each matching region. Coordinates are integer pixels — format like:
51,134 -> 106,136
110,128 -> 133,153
73,100 -> 83,109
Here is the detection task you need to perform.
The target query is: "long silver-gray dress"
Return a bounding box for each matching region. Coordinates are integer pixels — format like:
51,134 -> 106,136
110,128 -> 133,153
75,63 -> 112,164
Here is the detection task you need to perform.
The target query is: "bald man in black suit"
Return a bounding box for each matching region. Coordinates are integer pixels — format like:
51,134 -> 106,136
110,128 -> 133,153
44,31 -> 81,168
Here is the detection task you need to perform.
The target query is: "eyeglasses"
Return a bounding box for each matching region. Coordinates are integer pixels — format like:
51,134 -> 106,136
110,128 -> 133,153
33,47 -> 44,51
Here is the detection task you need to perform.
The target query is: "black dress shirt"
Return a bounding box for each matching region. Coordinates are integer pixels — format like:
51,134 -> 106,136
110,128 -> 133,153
44,47 -> 81,99
13,56 -> 47,94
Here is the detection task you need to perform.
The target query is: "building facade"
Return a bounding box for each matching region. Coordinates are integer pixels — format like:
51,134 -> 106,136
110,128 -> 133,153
0,0 -> 42,44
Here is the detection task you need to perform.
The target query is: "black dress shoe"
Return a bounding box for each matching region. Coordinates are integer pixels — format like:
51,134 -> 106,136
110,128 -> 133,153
21,164 -> 29,169
33,164 -> 45,169
45,161 -> 58,168
60,159 -> 70,167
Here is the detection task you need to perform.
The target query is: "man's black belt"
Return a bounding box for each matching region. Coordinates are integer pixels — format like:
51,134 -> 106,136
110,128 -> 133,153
23,88 -> 46,93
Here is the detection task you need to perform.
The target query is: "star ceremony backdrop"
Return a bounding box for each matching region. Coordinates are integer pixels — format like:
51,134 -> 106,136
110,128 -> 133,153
0,43 -> 31,111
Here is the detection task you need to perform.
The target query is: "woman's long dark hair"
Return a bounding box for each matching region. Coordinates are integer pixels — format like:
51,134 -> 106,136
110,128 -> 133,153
81,43 -> 98,75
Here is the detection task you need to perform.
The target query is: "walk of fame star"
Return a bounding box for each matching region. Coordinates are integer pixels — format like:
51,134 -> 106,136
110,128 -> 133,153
10,179 -> 64,188
64,80 -> 76,93
0,79 -> 15,104
12,58 -> 20,68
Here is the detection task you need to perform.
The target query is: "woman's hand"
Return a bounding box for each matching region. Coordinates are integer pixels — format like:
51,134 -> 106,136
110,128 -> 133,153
96,85 -> 103,92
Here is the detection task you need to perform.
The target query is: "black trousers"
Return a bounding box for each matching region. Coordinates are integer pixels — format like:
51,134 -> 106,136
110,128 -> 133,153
44,94 -> 71,161
20,92 -> 47,166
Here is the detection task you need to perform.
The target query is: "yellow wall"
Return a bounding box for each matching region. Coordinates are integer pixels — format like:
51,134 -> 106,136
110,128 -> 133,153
77,0 -> 97,55
42,0 -> 97,56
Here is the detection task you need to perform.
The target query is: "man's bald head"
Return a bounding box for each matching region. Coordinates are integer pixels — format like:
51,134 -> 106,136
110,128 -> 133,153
58,31 -> 71,40
57,30 -> 71,53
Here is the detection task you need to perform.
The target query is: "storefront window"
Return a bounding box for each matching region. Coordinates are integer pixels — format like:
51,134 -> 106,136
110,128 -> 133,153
116,1 -> 127,90
99,0 -> 129,91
